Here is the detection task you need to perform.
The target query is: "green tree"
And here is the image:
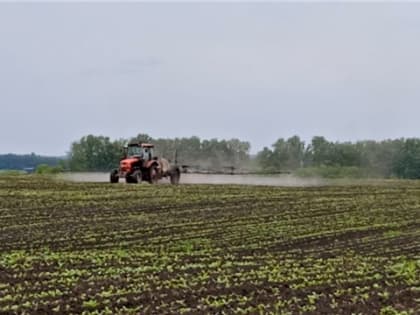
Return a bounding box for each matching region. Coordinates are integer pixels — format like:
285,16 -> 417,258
285,135 -> 305,169
331,142 -> 361,167
130,133 -> 153,144
69,135 -> 123,171
307,136 -> 332,166
257,147 -> 276,171
258,136 -> 305,171
393,138 -> 420,179
357,139 -> 403,177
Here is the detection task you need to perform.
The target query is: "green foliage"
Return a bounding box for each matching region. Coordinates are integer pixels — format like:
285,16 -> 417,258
68,135 -> 124,171
388,259 -> 419,285
257,136 -> 304,171
259,136 -> 420,179
380,306 -> 412,315
150,135 -> 250,169
83,299 -> 99,309
67,133 -> 420,178
68,133 -> 251,172
393,139 -> 420,179
35,164 -> 63,174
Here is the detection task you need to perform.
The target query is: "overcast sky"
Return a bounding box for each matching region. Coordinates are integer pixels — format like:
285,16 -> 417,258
1,3 -> 420,155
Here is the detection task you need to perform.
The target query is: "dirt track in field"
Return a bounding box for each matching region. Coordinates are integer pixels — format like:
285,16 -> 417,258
61,172 -> 326,186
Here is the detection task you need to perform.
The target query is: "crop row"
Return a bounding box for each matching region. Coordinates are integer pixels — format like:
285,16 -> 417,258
0,175 -> 419,314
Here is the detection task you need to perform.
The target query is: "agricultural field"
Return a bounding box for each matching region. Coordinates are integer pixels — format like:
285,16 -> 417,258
0,175 -> 419,315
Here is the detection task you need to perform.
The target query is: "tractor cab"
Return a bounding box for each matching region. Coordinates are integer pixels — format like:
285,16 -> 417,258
125,143 -> 155,161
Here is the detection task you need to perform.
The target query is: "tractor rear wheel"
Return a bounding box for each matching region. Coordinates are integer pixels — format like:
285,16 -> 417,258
149,166 -> 159,184
132,170 -> 142,183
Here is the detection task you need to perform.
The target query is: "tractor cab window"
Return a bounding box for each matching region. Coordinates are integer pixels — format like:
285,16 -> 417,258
127,146 -> 143,157
143,148 -> 153,161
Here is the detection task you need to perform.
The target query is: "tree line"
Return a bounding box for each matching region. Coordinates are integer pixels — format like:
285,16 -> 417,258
257,136 -> 420,179
0,153 -> 63,171
68,133 -> 420,179
68,134 -> 251,172
3,134 -> 420,179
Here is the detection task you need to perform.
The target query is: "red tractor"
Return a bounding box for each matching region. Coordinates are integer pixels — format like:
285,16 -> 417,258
110,142 -> 180,184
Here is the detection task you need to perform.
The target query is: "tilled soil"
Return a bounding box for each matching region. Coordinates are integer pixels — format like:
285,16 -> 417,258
0,175 -> 419,314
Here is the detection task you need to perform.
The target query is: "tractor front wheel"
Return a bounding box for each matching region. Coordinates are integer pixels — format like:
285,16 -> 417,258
110,170 -> 119,183
127,170 -> 142,184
